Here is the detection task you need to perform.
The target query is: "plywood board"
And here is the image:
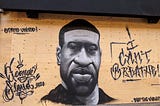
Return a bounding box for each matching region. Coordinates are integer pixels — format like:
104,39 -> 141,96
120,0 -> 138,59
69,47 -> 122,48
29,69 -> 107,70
0,12 -> 159,106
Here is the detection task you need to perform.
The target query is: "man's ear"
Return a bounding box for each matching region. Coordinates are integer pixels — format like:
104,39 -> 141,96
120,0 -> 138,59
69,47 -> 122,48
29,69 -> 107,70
56,46 -> 61,65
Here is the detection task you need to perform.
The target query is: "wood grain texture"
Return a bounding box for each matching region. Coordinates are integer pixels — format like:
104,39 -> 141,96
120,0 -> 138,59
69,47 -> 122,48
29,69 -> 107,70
0,12 -> 159,106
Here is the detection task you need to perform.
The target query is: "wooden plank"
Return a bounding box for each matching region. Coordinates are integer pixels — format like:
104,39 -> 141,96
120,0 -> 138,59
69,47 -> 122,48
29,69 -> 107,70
0,12 -> 159,106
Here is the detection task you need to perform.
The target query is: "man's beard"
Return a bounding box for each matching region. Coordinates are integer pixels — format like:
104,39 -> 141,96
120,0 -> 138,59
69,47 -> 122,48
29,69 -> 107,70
64,67 -> 98,96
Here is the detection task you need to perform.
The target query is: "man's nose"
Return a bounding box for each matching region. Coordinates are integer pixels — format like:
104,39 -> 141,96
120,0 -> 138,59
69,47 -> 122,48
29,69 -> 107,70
74,48 -> 92,66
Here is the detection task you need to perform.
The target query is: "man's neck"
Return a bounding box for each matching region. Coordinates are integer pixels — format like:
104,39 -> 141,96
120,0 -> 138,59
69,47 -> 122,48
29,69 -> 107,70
61,82 -> 99,105
76,85 -> 99,105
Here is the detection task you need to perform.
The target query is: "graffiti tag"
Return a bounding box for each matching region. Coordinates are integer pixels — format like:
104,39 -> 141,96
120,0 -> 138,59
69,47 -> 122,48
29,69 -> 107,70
110,27 -> 160,81
0,54 -> 44,104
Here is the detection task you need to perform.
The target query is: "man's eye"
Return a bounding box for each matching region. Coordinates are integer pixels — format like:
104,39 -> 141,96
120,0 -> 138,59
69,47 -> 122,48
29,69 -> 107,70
89,45 -> 97,50
87,45 -> 98,54
68,42 -> 79,50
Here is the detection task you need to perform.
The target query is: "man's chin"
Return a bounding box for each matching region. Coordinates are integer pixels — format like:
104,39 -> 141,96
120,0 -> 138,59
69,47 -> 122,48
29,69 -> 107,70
68,81 -> 97,96
65,74 -> 97,96
74,85 -> 92,96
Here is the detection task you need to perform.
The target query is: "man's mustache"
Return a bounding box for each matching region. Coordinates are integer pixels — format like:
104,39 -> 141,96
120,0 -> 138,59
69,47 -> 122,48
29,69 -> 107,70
70,67 -> 93,75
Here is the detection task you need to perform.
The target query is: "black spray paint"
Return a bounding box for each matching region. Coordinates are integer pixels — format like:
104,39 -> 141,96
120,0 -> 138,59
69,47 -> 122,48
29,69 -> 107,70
110,27 -> 160,81
0,54 -> 45,104
3,26 -> 39,35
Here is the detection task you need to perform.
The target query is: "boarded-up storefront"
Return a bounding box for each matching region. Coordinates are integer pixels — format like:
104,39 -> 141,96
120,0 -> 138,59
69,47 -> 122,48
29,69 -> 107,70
0,12 -> 160,106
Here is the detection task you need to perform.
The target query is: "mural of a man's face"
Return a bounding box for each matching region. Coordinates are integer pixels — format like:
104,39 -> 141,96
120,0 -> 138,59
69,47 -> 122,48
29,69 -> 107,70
57,29 -> 101,96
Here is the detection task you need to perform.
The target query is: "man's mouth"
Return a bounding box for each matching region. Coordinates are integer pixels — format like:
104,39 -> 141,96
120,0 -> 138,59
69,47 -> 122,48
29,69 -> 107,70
70,67 -> 93,83
72,73 -> 92,83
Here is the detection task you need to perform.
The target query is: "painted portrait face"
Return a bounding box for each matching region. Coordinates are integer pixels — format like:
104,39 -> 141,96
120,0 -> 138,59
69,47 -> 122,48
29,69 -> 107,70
57,29 -> 101,96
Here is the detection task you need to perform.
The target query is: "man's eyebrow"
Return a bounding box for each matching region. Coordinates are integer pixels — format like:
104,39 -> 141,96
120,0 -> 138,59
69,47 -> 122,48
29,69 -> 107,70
85,43 -> 99,48
67,42 -> 81,46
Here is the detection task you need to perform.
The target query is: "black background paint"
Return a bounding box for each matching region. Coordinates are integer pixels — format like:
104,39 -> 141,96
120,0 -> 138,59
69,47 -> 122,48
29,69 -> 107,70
1,0 -> 160,17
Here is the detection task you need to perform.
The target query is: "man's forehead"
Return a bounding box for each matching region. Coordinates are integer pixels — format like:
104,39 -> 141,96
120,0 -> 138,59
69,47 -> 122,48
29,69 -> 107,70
64,29 -> 99,43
